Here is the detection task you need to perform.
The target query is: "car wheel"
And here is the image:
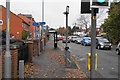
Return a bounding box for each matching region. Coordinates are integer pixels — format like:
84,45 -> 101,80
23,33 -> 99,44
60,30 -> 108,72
116,50 -> 120,55
75,41 -> 77,44
109,47 -> 111,50
97,46 -> 100,50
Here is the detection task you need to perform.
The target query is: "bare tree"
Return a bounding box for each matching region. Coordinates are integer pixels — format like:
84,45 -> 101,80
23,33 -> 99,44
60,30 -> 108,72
76,15 -> 90,33
75,8 -> 106,33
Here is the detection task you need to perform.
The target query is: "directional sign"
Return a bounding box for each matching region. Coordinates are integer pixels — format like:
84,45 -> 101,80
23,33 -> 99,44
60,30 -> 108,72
40,22 -> 46,25
34,31 -> 39,33
32,22 -> 39,26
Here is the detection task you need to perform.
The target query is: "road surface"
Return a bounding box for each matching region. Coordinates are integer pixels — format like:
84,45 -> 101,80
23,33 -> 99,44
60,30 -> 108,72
58,40 -> 119,78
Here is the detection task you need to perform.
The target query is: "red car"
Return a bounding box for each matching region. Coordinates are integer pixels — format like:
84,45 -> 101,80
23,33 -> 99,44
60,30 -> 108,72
59,36 -> 64,40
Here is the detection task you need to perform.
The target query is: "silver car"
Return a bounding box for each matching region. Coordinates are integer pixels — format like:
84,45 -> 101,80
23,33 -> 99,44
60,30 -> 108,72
116,42 -> 120,55
75,38 -> 83,44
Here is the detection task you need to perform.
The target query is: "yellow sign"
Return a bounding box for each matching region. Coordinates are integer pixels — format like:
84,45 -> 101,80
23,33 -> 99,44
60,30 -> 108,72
93,16 -> 96,20
8,18 -> 10,32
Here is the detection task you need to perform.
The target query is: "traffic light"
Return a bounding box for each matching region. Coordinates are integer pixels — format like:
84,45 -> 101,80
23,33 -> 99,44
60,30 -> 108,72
92,0 -> 109,7
81,0 -> 91,14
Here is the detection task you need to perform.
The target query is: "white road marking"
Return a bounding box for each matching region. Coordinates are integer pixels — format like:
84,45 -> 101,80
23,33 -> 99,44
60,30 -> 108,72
78,58 -> 86,61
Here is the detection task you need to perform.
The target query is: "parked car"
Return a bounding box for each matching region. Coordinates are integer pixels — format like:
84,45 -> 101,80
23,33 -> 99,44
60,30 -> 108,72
81,37 -> 91,46
68,36 -> 73,41
96,38 -> 112,50
116,42 -> 120,55
59,36 -> 64,40
71,36 -> 78,42
75,38 -> 83,44
62,38 -> 70,43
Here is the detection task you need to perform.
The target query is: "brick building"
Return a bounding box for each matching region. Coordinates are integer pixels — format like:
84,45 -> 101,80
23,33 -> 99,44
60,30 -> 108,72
18,14 -> 38,38
0,5 -> 23,39
0,5 -> 38,39
0,5 -> 32,39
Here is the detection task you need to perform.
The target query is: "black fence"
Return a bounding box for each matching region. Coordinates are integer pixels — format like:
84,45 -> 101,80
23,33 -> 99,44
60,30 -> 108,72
17,44 -> 28,71
18,44 -> 28,63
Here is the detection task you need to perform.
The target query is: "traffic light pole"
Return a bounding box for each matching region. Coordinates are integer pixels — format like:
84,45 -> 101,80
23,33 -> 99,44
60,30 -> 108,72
4,0 -> 11,78
90,8 -> 97,79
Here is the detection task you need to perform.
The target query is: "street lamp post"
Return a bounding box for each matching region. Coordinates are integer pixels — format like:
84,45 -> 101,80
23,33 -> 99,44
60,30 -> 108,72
42,0 -> 45,51
64,6 -> 69,67
4,0 -> 11,78
64,6 -> 69,51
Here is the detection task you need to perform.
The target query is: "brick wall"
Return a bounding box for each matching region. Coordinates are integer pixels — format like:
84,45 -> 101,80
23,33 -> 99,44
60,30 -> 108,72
25,38 -> 49,58
33,40 -> 39,56
2,47 -> 18,78
25,40 -> 41,58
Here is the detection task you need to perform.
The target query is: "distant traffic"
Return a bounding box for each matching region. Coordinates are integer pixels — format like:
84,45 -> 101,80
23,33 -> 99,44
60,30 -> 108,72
57,34 -> 120,55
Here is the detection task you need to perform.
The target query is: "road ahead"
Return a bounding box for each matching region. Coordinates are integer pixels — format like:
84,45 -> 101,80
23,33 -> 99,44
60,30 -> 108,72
58,41 -> 119,78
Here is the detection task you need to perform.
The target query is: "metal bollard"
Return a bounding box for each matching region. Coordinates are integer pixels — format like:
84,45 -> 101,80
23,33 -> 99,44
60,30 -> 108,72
88,53 -> 91,71
87,53 -> 97,71
19,60 -> 24,78
95,53 -> 97,71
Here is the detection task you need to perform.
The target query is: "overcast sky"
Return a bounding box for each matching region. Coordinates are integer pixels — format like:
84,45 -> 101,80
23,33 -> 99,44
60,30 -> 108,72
0,0 -> 119,29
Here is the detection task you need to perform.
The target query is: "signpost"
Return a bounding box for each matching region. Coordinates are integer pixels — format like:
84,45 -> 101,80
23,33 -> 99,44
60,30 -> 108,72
32,22 -> 41,55
40,22 -> 46,25
32,22 -> 39,26
32,22 -> 46,55
34,31 -> 39,33
40,22 -> 46,51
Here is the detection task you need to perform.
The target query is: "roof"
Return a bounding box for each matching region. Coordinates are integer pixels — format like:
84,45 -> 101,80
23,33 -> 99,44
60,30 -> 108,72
0,5 -> 30,26
22,14 -> 33,20
18,14 -> 35,25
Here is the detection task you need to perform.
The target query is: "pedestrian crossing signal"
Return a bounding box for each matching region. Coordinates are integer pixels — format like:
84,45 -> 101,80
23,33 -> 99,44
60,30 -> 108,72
92,0 -> 109,6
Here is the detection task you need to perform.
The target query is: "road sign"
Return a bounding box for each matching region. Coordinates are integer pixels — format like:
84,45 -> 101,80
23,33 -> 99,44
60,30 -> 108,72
81,0 -> 98,14
40,22 -> 46,25
81,0 -> 91,14
32,22 -> 39,26
0,20 -> 3,25
34,31 -> 39,33
91,0 -> 110,8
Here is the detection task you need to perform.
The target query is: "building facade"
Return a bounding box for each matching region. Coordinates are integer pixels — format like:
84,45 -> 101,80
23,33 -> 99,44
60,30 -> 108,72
0,5 -> 23,39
